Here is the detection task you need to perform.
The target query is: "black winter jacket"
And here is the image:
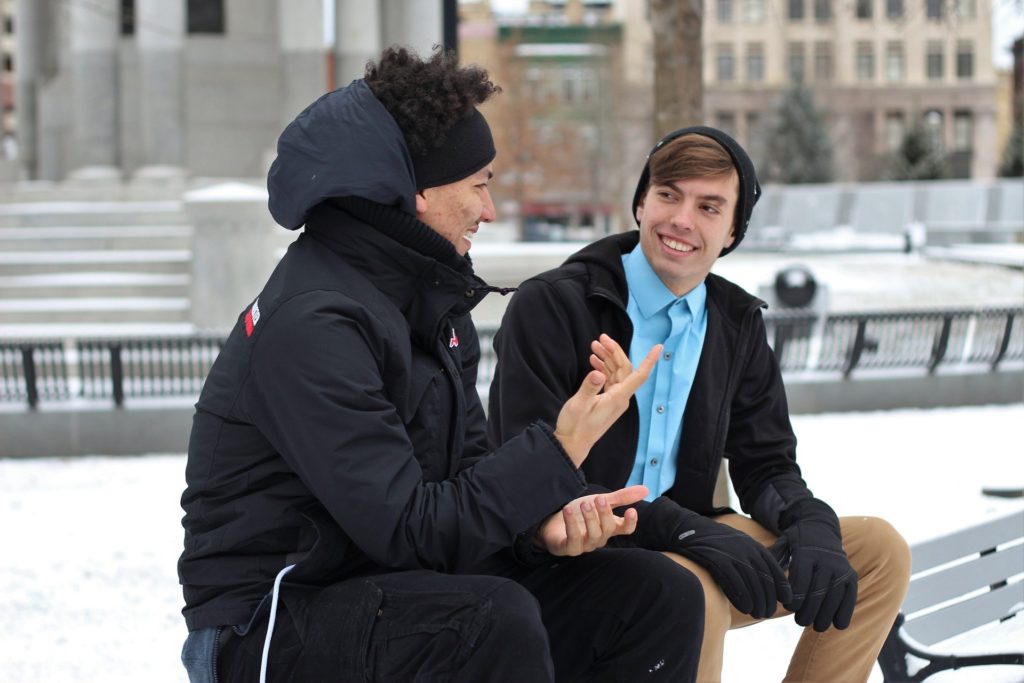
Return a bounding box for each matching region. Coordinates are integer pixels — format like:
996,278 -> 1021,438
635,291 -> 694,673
178,82 -> 585,632
488,232 -> 814,535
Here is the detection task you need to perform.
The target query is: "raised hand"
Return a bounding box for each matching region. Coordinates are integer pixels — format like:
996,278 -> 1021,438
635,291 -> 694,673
554,334 -> 662,467
538,485 -> 649,557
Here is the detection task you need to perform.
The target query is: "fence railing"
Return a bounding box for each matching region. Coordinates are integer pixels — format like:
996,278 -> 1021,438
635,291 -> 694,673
1,307 -> 1020,409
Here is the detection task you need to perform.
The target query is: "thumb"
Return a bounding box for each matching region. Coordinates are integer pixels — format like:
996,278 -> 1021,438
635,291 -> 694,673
769,536 -> 791,567
577,369 -> 607,397
604,485 -> 649,508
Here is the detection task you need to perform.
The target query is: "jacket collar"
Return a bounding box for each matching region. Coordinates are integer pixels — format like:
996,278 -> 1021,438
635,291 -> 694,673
565,231 -> 765,318
305,200 -> 489,346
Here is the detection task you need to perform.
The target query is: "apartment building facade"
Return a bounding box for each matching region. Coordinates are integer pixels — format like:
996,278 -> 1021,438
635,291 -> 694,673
619,0 -> 999,181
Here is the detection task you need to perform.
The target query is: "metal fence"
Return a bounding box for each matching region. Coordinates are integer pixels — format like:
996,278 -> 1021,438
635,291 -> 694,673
1,307 -> 1020,409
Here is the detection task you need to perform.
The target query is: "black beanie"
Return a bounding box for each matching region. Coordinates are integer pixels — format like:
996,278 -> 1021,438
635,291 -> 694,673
411,109 -> 496,191
631,126 -> 761,257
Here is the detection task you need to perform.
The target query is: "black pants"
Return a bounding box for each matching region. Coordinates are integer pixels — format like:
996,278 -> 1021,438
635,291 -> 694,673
219,548 -> 703,682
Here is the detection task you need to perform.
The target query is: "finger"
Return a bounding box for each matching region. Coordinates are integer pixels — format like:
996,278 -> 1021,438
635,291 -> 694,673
786,558 -> 812,611
589,353 -> 608,374
834,579 -> 857,630
616,344 -> 662,395
602,485 -> 650,509
753,558 -> 777,619
813,577 -> 847,632
573,369 -> 607,399
760,547 -> 793,605
580,500 -> 603,546
594,496 -> 619,538
795,575 -> 827,628
564,505 -> 588,556
618,507 -> 639,536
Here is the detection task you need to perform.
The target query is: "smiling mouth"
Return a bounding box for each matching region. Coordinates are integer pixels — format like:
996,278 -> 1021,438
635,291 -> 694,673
661,236 -> 696,253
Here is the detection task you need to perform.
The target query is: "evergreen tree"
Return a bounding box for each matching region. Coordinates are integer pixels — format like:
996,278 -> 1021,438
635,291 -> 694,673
762,81 -> 834,184
998,121 -> 1023,177
884,117 -> 948,180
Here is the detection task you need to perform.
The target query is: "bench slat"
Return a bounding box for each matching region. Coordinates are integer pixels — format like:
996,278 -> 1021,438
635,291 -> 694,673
904,542 -> 1024,614
911,511 -> 1024,572
904,580 -> 1024,645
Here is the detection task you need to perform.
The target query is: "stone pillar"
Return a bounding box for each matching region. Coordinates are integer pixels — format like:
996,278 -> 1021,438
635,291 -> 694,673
134,0 -> 185,181
334,0 -> 381,86
185,183 -> 292,332
13,0 -> 42,178
67,0 -> 121,180
381,0 -> 442,58
279,0 -> 327,123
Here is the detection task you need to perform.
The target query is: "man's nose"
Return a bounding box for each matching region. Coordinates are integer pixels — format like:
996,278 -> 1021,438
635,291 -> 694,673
671,202 -> 696,230
481,191 -> 497,223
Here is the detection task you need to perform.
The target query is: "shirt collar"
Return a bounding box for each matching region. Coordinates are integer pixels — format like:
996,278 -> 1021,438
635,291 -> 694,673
622,245 -> 707,320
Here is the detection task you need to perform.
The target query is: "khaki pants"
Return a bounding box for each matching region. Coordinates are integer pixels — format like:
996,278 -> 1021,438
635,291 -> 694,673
664,515 -> 911,683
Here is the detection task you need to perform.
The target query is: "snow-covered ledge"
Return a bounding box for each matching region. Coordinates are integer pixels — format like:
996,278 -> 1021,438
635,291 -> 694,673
184,182 -> 284,331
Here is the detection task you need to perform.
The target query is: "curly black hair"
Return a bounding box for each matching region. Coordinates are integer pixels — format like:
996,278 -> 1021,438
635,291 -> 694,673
364,45 -> 501,156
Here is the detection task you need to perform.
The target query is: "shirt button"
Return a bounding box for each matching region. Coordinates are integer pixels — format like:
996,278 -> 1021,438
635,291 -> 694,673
663,352 -> 672,360
650,458 -> 658,466
656,405 -> 665,413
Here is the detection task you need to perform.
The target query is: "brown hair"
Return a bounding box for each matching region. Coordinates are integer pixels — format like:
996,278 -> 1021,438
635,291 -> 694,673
644,134 -> 739,226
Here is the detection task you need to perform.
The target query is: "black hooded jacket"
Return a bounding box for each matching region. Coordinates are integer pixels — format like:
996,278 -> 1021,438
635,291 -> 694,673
488,232 -> 814,538
178,81 -> 585,631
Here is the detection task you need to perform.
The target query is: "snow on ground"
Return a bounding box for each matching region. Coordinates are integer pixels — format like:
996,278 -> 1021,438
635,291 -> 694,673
1,404 -> 1022,682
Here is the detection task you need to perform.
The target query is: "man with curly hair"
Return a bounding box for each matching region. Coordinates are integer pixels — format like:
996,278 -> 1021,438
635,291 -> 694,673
178,46 -> 705,682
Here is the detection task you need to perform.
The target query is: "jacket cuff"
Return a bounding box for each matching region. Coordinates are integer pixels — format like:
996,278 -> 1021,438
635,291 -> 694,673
750,476 -> 815,535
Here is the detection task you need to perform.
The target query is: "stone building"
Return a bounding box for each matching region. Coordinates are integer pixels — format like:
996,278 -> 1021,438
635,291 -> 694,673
619,0 -> 1000,181
11,0 -> 451,182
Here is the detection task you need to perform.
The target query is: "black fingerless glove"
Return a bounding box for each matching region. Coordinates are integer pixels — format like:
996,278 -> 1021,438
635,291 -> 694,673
770,498 -> 857,632
635,497 -> 792,619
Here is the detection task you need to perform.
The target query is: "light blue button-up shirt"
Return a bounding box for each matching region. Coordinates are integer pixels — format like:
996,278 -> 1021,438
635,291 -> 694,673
621,246 -> 708,500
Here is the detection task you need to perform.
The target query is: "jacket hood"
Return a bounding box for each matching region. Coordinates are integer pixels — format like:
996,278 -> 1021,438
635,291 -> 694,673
267,80 -> 417,230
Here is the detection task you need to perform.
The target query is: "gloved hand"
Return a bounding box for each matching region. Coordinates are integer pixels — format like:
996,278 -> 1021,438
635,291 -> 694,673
770,498 -> 857,632
637,498 -> 792,619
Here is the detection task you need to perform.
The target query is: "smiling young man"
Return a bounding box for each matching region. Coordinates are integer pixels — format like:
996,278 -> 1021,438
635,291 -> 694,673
488,127 -> 912,682
177,47 -> 707,683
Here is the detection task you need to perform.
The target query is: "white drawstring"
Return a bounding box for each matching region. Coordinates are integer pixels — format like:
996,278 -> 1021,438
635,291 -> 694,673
259,563 -> 296,683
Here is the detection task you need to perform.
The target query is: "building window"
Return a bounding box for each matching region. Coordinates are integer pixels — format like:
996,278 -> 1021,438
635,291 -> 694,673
746,43 -> 765,82
789,0 -> 805,21
3,15 -> 13,34
188,0 -> 226,34
856,0 -> 872,19
746,111 -> 765,162
886,42 -> 905,81
814,42 -> 833,81
789,42 -> 806,83
953,110 -> 972,150
886,0 -> 904,18
954,0 -> 976,19
924,110 -> 944,149
885,111 -> 905,152
121,0 -> 135,36
956,41 -> 973,79
717,0 -> 734,22
744,0 -> 765,22
814,0 -> 832,21
716,111 -> 737,137
925,0 -> 943,20
717,44 -> 736,82
926,41 -> 944,80
856,42 -> 875,81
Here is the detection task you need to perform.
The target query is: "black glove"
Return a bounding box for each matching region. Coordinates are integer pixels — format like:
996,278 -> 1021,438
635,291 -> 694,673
637,498 -> 792,619
770,498 -> 857,632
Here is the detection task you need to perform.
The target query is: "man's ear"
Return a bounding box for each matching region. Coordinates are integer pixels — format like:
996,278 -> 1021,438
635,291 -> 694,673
724,223 -> 737,249
415,191 -> 428,214
635,195 -> 645,224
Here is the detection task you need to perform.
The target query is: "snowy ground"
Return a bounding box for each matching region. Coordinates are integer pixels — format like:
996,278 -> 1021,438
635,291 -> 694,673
1,404 -> 1022,682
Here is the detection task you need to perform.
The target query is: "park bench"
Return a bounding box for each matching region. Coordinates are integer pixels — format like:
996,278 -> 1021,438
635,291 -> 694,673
877,508 -> 1024,682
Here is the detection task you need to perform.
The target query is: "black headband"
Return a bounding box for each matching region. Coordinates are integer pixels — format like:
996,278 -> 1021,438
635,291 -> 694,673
411,109 -> 496,191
